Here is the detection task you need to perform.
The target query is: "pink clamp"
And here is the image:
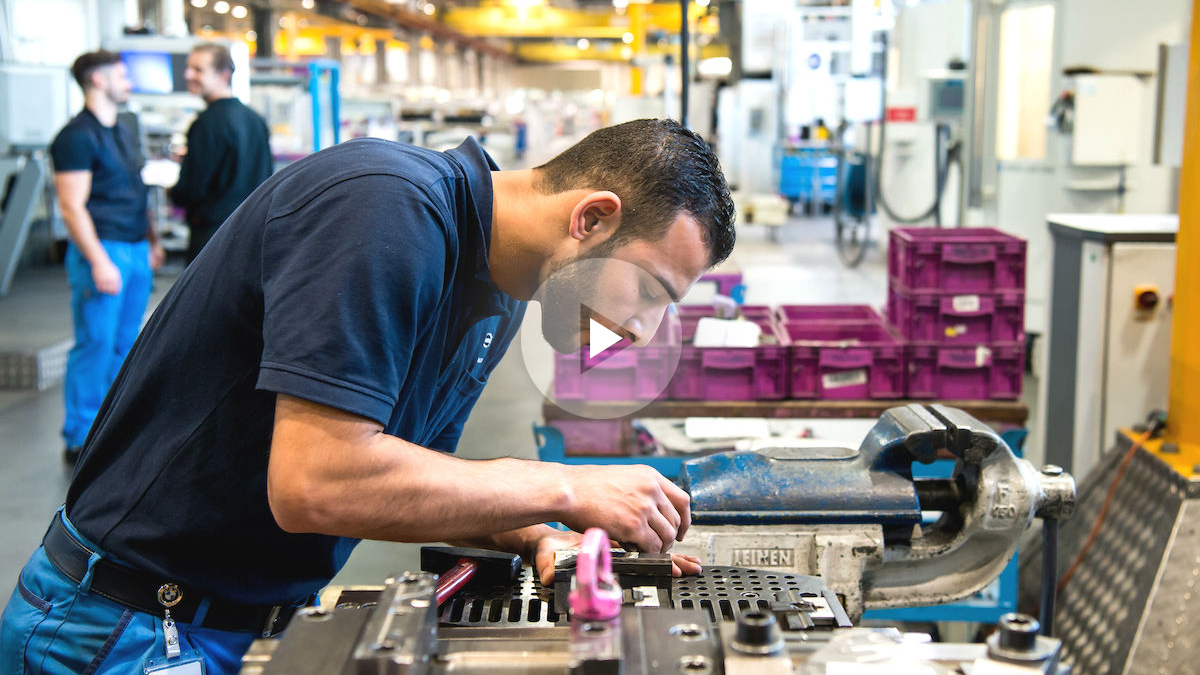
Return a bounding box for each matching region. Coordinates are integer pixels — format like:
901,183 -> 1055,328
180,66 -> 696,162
568,527 -> 622,621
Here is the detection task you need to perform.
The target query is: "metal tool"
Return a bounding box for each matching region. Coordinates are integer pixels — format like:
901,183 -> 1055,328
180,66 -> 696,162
418,545 -> 522,606
674,404 -> 1076,618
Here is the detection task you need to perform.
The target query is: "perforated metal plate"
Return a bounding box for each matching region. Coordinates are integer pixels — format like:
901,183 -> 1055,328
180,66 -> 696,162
438,567 -> 561,628
674,566 -> 840,625
1125,499 -> 1200,675
435,565 -> 848,630
1020,437 -> 1198,675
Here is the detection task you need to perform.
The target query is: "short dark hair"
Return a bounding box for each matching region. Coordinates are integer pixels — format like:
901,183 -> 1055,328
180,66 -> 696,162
71,50 -> 123,90
193,43 -> 235,77
534,119 -> 735,268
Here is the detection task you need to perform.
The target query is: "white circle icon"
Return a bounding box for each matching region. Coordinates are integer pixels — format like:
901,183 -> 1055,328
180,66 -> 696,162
519,257 -> 683,419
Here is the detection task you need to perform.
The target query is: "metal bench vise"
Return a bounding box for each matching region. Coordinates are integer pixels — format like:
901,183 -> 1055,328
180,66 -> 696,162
675,404 -> 1076,619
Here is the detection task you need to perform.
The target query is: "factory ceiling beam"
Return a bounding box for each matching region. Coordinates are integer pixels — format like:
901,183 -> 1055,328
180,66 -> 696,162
335,0 -> 515,60
440,2 -> 717,40
514,40 -> 727,63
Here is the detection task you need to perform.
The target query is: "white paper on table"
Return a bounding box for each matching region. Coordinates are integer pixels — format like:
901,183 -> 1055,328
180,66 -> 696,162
692,317 -> 762,347
684,417 -> 770,440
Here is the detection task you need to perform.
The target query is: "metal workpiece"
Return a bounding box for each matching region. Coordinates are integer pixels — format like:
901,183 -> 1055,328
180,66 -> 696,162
1035,465 -> 1078,520
670,525 -> 883,620
241,604 -> 373,675
239,562 -> 1076,674
351,572 -> 439,675
985,613 -> 1063,667
568,616 -> 622,675
677,405 -> 1078,617
728,611 -> 784,655
717,623 -> 792,675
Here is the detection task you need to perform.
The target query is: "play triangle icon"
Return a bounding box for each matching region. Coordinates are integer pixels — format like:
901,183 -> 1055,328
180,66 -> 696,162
589,318 -> 623,359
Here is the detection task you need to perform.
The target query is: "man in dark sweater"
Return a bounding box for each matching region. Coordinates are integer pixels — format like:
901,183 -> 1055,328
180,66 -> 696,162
169,43 -> 272,263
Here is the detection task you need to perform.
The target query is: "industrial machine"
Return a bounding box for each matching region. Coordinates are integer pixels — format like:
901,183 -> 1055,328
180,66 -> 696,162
675,404 -> 1075,620
238,405 -> 1075,674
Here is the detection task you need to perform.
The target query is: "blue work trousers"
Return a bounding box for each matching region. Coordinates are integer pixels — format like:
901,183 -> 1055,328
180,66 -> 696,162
0,515 -> 255,675
62,240 -> 153,448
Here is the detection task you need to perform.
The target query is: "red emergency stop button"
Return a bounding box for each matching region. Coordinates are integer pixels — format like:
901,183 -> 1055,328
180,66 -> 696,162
1134,285 -> 1160,311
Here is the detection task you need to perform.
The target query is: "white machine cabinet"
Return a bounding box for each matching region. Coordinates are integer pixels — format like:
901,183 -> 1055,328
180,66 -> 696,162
1043,214 -> 1176,481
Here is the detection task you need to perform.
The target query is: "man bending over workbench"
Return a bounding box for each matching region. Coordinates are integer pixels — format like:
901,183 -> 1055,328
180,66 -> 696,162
0,118 -> 735,675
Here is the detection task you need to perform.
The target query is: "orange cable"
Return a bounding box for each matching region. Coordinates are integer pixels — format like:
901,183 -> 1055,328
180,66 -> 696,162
1056,430 -> 1153,594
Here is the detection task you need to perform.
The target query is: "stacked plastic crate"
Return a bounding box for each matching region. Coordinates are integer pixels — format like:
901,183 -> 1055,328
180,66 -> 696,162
669,305 -> 789,401
886,228 -> 1027,400
777,305 -> 906,400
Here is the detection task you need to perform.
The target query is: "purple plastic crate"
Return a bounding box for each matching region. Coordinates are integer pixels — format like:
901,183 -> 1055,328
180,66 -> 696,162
698,271 -> 744,298
678,305 -> 774,342
889,227 -> 1026,293
548,419 -> 629,455
887,287 -> 1024,344
782,322 -> 905,400
906,343 -> 1024,400
554,346 -> 674,401
669,324 -> 789,401
775,304 -> 882,326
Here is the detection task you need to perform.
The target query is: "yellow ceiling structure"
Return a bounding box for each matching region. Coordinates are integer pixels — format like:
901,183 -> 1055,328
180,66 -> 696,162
441,1 -> 719,41
251,1 -> 725,64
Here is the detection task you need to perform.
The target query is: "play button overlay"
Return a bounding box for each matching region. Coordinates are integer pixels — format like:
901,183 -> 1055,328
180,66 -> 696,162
518,257 -> 683,420
588,318 -> 623,359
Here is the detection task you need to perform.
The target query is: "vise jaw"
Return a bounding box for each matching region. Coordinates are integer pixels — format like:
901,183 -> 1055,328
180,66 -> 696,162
675,404 -> 1075,619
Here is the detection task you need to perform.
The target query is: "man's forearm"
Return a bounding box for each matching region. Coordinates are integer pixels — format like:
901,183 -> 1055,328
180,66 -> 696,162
145,209 -> 160,244
268,397 -> 576,543
61,205 -> 109,266
270,396 -> 689,555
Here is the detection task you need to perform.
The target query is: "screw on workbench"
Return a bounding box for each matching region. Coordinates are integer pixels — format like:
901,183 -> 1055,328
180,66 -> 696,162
997,613 -> 1040,652
1041,465 -> 1063,476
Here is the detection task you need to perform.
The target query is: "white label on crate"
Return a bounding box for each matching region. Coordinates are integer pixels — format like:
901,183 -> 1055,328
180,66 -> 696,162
976,345 -> 992,367
823,369 -> 868,389
952,294 -> 981,313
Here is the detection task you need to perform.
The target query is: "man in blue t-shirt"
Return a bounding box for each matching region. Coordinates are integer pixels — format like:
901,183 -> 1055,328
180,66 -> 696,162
0,119 -> 735,675
48,51 -> 165,464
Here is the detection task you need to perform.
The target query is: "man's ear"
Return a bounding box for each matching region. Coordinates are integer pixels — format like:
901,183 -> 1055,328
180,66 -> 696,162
90,68 -> 107,92
568,191 -> 622,243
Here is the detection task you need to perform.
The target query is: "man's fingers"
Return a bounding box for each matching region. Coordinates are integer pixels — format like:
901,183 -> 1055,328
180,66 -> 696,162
658,476 -> 692,541
642,511 -> 672,553
671,554 -> 703,577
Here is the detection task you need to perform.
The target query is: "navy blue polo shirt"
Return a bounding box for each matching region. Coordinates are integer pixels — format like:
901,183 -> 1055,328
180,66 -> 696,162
49,109 -> 148,241
64,137 -> 526,605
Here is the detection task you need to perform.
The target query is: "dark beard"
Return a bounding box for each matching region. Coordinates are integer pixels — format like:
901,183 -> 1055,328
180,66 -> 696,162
535,240 -> 621,353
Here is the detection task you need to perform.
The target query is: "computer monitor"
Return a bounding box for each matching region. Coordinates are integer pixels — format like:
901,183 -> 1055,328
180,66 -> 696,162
120,51 -> 188,94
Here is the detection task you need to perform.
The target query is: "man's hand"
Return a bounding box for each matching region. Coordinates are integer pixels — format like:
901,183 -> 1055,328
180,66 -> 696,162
530,528 -> 702,587
558,464 -> 691,555
149,242 -> 166,271
91,257 -> 122,295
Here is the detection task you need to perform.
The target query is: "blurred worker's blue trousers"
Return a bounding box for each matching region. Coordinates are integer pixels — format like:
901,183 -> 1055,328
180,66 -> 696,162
62,240 -> 152,448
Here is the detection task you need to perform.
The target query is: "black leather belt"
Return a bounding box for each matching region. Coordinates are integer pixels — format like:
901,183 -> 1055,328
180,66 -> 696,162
43,515 -> 304,637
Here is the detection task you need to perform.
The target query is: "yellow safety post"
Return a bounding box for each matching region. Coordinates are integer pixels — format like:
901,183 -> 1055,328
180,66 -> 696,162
1161,0 -> 1200,476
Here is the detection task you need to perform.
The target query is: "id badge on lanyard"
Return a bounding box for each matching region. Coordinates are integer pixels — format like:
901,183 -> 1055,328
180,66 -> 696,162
143,587 -> 206,674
